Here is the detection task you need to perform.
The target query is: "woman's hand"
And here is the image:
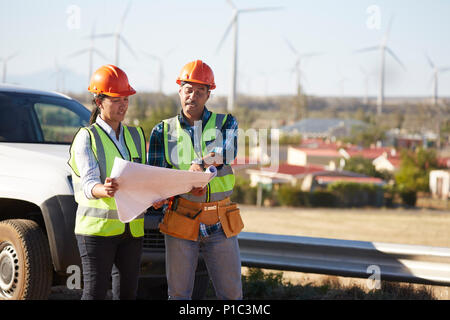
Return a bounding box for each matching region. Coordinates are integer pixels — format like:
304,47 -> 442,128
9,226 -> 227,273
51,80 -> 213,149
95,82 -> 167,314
92,177 -> 119,198
190,186 -> 207,196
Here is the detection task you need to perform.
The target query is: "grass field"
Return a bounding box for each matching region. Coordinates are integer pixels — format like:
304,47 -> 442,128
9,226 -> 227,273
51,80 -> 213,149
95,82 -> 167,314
238,205 -> 450,299
239,205 -> 450,247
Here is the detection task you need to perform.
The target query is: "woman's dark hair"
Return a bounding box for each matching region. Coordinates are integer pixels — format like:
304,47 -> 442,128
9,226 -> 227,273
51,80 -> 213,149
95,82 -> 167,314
89,94 -> 106,125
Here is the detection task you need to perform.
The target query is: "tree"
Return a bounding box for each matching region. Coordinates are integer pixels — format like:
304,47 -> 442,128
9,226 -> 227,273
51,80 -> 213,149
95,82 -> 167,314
343,156 -> 378,177
395,147 -> 439,193
139,97 -> 178,135
344,124 -> 386,148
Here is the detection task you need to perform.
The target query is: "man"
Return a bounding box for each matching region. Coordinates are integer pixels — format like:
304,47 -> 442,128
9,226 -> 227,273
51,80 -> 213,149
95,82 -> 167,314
147,60 -> 243,300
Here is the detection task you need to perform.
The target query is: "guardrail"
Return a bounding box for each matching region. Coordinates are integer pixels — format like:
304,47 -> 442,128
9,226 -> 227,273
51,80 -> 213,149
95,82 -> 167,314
238,232 -> 450,287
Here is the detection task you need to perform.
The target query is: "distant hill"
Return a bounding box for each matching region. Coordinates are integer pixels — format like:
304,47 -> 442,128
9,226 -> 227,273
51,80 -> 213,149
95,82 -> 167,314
6,69 -> 87,94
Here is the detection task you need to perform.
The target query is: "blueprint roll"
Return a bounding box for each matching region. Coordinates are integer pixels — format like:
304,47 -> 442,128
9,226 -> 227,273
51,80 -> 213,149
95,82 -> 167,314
205,165 -> 218,178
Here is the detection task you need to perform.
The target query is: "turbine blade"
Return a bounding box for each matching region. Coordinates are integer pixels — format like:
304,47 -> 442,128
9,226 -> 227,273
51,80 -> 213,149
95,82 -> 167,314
93,48 -> 108,60
6,51 -> 19,61
216,16 -> 235,54
425,53 -> 435,68
121,37 -> 138,59
67,48 -> 89,58
439,67 -> 450,73
141,51 -> 160,61
119,1 -> 132,33
284,38 -> 298,56
226,0 -> 237,10
164,47 -> 176,57
354,46 -> 379,54
240,6 -> 283,14
92,33 -> 114,39
385,47 -> 406,71
301,51 -> 324,58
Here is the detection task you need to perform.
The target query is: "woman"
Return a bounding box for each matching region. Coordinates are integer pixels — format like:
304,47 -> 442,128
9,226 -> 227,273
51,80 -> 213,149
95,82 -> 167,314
68,64 -> 146,300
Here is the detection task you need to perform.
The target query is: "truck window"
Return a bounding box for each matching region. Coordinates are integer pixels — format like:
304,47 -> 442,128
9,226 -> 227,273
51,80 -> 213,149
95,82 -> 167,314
0,91 -> 90,144
34,103 -> 87,143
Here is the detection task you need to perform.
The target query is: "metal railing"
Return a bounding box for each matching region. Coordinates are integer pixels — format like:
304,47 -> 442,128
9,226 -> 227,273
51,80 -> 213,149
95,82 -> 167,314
238,232 -> 450,286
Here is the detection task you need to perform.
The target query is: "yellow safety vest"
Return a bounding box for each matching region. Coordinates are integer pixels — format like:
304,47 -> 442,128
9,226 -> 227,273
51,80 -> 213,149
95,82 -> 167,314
68,123 -> 146,237
162,112 -> 235,203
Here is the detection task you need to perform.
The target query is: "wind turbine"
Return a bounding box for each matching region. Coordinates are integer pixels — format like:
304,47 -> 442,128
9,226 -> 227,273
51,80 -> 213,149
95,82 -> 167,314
425,53 -> 450,106
359,66 -> 370,104
94,2 -> 137,66
68,23 -> 108,84
216,0 -> 282,112
356,17 -> 406,115
284,38 -> 322,96
141,48 -> 175,93
336,67 -> 349,98
51,58 -> 66,93
1,52 -> 19,83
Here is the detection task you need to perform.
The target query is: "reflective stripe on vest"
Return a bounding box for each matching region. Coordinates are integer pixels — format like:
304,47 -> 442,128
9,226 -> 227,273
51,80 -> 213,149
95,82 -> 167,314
163,113 -> 235,203
68,124 -> 146,237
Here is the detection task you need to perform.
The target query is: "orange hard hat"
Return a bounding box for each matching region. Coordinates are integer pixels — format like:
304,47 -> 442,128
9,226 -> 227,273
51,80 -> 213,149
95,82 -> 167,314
176,60 -> 216,90
88,64 -> 136,97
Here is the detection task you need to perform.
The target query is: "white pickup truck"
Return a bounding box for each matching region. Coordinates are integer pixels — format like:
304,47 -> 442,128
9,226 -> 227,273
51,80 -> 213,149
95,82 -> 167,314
0,84 -> 208,300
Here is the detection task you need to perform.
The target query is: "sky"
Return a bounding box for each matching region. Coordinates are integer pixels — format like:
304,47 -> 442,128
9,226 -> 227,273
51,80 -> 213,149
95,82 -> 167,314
1,0 -> 450,99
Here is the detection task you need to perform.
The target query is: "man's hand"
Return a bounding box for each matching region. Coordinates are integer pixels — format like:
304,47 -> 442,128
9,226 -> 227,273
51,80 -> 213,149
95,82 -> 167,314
203,152 -> 223,167
92,177 -> 119,198
189,163 -> 204,172
152,199 -> 168,209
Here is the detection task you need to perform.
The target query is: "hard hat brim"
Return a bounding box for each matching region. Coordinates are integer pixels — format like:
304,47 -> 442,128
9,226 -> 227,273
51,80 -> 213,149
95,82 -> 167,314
176,78 -> 216,90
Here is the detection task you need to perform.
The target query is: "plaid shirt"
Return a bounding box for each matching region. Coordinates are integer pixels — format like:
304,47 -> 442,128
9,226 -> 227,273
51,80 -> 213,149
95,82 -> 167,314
147,107 -> 238,168
147,107 -> 238,238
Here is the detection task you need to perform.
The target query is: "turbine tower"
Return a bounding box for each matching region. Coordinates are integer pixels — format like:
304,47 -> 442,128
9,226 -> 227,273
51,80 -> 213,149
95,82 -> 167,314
359,66 -> 370,105
425,53 -> 450,106
94,1 -> 136,66
356,17 -> 405,115
68,23 -> 108,84
1,52 -> 19,83
216,0 -> 281,112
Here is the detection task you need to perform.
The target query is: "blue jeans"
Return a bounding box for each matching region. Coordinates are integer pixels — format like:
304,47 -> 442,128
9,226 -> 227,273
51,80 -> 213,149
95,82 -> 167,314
165,226 -> 242,300
76,225 -> 143,300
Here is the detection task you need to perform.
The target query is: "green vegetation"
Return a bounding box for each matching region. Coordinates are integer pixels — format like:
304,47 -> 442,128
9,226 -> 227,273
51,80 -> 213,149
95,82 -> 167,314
344,124 -> 387,148
395,148 -> 440,206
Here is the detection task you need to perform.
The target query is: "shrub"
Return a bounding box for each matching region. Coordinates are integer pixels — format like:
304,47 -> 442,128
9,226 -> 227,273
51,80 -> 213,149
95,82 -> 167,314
231,176 -> 257,205
327,182 -> 380,207
400,190 -> 417,207
309,190 -> 337,207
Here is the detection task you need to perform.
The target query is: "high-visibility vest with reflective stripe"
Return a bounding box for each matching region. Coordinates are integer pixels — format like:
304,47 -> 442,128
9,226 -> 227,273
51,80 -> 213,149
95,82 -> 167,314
68,123 -> 146,237
163,113 -> 235,203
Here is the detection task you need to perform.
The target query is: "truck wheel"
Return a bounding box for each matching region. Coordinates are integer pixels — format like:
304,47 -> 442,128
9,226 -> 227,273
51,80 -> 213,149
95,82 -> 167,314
0,219 -> 53,300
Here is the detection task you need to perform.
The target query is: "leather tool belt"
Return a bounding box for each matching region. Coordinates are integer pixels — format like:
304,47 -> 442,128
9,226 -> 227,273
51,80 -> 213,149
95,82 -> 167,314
159,196 -> 244,241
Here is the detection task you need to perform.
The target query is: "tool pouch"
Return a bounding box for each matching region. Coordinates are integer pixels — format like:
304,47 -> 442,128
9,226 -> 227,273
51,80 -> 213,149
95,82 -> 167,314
219,202 -> 244,238
158,205 -> 200,241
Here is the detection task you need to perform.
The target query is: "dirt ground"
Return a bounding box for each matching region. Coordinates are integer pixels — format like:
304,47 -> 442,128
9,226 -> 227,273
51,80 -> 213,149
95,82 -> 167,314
239,205 -> 450,300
